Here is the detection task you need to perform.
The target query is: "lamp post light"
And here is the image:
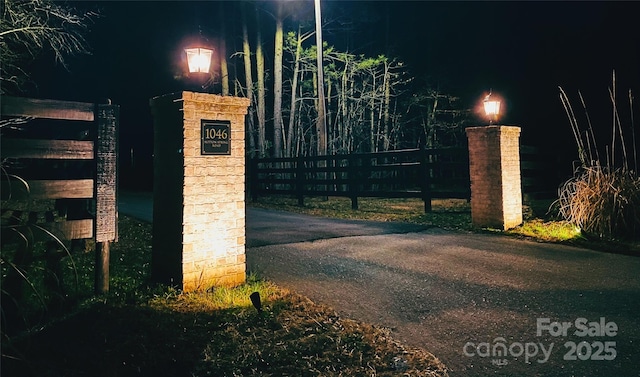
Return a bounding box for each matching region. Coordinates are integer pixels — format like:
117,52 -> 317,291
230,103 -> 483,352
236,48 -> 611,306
184,47 -> 213,74
483,91 -> 501,124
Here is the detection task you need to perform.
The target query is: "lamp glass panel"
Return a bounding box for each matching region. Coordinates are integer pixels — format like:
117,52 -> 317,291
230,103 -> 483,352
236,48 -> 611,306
185,48 -> 212,73
484,100 -> 501,116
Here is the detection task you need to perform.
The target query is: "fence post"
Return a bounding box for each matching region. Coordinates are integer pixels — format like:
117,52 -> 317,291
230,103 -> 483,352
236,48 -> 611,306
95,242 -> 109,295
296,154 -> 305,206
420,145 -> 432,213
347,154 -> 359,210
94,102 -> 118,295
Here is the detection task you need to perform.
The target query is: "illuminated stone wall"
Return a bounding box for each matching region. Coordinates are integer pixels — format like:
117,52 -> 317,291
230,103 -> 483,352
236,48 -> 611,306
465,126 -> 523,230
150,92 -> 250,291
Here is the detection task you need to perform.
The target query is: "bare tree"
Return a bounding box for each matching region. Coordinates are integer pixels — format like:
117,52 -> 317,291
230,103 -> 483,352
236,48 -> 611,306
313,0 -> 327,158
218,2 -> 229,96
406,86 -> 471,148
0,0 -> 96,93
255,5 -> 267,157
284,27 -> 313,157
240,2 -> 256,156
272,3 -> 284,158
235,2 -> 463,158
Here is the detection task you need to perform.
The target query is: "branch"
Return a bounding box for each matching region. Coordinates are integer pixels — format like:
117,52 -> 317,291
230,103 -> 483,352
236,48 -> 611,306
0,25 -> 62,37
1,0 -> 96,94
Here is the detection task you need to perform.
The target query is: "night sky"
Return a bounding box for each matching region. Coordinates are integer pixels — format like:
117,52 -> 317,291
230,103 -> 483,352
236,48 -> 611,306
27,1 -> 640,173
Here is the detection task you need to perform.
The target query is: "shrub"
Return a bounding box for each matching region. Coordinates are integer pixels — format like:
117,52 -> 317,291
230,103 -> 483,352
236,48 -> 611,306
556,72 -> 639,241
556,165 -> 639,240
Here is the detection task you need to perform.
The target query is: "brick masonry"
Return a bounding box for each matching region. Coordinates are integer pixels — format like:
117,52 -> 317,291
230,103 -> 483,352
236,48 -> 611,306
465,126 -> 523,230
150,92 -> 250,291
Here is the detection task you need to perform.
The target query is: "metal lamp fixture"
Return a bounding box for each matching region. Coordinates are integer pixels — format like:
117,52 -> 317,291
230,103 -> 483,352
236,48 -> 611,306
483,91 -> 501,124
185,47 -> 213,73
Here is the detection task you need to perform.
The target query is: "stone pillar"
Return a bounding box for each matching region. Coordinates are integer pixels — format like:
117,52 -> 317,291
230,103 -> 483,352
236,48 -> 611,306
150,92 -> 250,291
465,126 -> 523,230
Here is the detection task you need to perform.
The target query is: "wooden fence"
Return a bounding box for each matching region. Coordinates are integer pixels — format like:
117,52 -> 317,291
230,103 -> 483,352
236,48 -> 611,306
250,147 -> 470,212
1,96 -> 118,294
520,145 -> 562,200
250,145 -> 558,213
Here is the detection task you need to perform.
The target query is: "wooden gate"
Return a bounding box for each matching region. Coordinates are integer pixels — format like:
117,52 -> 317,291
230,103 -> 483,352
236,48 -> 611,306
1,96 -> 118,294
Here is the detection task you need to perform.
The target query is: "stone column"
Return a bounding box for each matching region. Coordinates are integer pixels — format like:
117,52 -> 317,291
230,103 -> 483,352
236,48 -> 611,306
150,92 -> 250,291
465,126 -> 523,230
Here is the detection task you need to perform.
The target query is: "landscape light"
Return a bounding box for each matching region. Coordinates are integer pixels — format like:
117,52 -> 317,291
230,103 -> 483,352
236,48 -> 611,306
250,292 -> 262,313
185,47 -> 213,73
483,91 -> 501,124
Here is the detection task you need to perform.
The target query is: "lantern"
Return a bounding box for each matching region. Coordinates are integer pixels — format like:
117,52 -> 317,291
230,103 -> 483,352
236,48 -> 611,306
483,91 -> 501,124
185,47 -> 213,73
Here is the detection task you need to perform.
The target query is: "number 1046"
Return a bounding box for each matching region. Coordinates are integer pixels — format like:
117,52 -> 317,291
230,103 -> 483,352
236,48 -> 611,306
205,128 -> 228,140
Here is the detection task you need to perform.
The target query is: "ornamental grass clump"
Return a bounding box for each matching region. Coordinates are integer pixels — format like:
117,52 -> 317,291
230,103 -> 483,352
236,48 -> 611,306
556,165 -> 639,240
556,72 -> 640,241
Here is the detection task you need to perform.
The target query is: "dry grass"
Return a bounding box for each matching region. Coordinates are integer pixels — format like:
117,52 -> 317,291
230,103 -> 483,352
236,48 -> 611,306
193,291 -> 448,377
556,166 -> 640,240
556,76 -> 639,241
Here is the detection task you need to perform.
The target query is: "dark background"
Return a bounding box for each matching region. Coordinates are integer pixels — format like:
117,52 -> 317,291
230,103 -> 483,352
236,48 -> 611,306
26,1 -> 640,189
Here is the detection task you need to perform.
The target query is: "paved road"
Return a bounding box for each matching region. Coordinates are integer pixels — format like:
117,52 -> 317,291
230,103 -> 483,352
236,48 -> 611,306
119,192 -> 640,377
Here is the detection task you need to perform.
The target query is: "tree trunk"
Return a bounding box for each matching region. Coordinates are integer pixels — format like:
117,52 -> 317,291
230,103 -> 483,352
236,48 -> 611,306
383,61 -> 391,151
242,4 -> 256,156
314,0 -> 327,158
341,62 -> 349,153
427,95 -> 439,147
370,73 -> 377,153
256,7 -> 266,157
286,27 -> 303,158
273,4 -> 284,158
219,2 -> 229,96
326,73 -> 333,154
312,72 -> 319,153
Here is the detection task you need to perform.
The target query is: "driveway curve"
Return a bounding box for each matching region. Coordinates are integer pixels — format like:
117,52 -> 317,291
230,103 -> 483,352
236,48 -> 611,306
247,217 -> 640,377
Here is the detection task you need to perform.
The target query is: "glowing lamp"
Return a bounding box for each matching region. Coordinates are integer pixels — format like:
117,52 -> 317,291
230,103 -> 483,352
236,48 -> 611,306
185,47 -> 213,73
483,92 -> 501,124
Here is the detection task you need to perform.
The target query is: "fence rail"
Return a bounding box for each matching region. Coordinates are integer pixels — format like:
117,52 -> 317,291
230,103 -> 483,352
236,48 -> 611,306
250,147 -> 470,212
250,145 -> 558,212
1,96 -> 118,294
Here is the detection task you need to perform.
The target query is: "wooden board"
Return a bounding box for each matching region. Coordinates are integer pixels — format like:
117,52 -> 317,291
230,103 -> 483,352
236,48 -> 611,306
2,179 -> 94,200
1,96 -> 95,121
94,104 -> 118,242
1,138 -> 94,159
41,219 -> 94,240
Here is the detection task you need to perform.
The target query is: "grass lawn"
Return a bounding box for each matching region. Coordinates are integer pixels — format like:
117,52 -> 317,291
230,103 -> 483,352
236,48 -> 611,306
251,196 -> 474,231
1,216 -> 449,377
250,195 -> 640,254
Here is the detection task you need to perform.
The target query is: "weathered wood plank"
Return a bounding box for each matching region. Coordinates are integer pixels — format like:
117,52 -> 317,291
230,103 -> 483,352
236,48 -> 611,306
41,219 -> 94,240
1,179 -> 94,200
1,139 -> 94,159
95,241 -> 110,294
1,96 -> 95,121
94,103 -> 118,243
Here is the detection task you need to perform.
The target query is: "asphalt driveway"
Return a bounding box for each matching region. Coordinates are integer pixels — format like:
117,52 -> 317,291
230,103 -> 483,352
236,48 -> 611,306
120,192 -> 640,377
